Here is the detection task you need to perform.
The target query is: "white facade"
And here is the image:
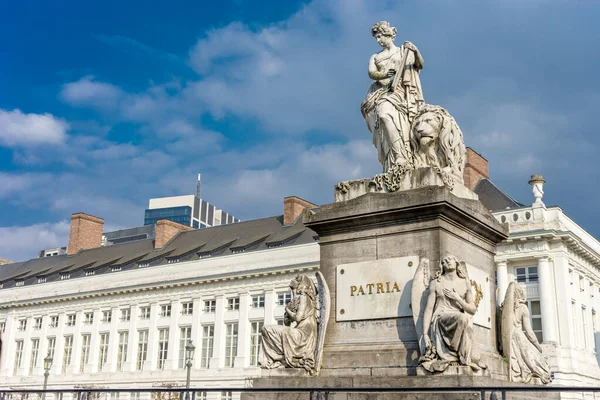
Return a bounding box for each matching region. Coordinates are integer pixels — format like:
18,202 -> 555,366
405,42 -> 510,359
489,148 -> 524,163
0,243 -> 320,400
494,192 -> 600,395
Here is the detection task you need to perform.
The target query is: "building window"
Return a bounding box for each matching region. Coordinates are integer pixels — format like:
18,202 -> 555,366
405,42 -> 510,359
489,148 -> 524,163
157,328 -> 169,370
251,295 -> 265,308
167,258 -> 180,264
276,319 -> 285,326
30,339 -> 40,374
111,266 -> 122,272
582,307 -> 589,349
98,333 -> 110,370
101,311 -> 112,323
15,280 -> 24,287
0,321 -> 5,333
117,331 -> 129,371
80,334 -> 91,373
224,323 -> 238,368
34,317 -> 42,330
516,266 -> 538,283
201,325 -> 214,368
277,291 -> 292,306
221,391 -> 233,400
199,253 -> 211,259
160,304 -> 172,317
50,316 -> 59,328
138,262 -> 150,268
60,273 -> 70,280
66,314 -> 76,326
38,277 -> 47,283
527,300 -> 543,343
178,326 -> 193,368
195,393 -> 207,400
62,336 -> 74,373
130,393 -> 140,400
181,302 -> 193,315
140,307 -> 151,320
14,340 -> 24,374
137,330 -> 149,371
47,337 -> 56,360
85,270 -> 95,277
121,308 -> 131,321
580,276 -> 586,293
84,312 -> 94,325
18,319 -> 27,331
227,298 -> 240,311
250,321 -> 264,366
203,300 -> 216,313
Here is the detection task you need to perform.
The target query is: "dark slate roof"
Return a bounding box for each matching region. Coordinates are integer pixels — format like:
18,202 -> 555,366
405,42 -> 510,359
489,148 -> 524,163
474,178 -> 524,211
0,215 -> 317,289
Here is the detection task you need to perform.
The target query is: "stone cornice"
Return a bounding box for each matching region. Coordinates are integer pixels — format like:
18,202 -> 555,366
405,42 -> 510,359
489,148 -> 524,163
0,262 -> 318,310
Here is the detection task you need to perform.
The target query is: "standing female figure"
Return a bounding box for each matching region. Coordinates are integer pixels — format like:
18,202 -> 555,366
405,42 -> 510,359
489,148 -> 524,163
361,21 -> 424,172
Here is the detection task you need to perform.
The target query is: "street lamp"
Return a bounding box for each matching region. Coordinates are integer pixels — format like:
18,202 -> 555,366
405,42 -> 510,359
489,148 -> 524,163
185,340 -> 196,400
42,352 -> 53,400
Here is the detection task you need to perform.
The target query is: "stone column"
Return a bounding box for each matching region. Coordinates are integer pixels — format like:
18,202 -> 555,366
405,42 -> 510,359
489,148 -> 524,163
19,316 -> 33,376
496,260 -> 509,307
235,293 -> 250,368
104,307 -> 120,372
191,298 -> 203,369
209,295 -> 225,369
70,311 -> 84,374
537,256 -> 559,343
87,309 -> 101,373
165,300 -> 180,370
145,303 -> 159,371
125,305 -> 139,372
264,290 -> 277,325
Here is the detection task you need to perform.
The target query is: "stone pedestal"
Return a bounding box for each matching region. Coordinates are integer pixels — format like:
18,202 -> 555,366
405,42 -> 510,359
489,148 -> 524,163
303,185 -> 508,373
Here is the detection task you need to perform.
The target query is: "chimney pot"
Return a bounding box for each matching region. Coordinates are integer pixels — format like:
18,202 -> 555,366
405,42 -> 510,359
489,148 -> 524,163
155,219 -> 194,249
67,213 -> 104,255
463,148 -> 489,191
283,196 -> 317,225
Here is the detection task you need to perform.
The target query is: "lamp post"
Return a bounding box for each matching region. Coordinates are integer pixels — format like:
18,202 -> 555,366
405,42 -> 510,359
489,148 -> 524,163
42,352 -> 53,400
185,340 -> 196,400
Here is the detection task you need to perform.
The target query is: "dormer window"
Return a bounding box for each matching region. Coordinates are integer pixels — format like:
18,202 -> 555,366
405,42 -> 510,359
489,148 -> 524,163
15,280 -> 24,287
111,266 -> 122,272
61,273 -> 70,280
38,277 -> 47,283
167,258 -> 180,264
85,270 -> 95,277
138,262 -> 150,268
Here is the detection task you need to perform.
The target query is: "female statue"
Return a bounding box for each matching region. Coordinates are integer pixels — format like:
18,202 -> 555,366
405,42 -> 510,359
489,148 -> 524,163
501,282 -> 551,384
361,21 -> 424,172
420,255 -> 486,372
259,275 -> 318,373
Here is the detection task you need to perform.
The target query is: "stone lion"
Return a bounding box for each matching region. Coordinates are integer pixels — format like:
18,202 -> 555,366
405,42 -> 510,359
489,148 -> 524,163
410,104 -> 466,184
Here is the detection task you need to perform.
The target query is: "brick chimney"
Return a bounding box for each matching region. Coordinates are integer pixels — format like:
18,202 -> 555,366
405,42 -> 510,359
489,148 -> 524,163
67,213 -> 104,255
284,196 -> 317,225
463,147 -> 489,191
154,219 -> 194,249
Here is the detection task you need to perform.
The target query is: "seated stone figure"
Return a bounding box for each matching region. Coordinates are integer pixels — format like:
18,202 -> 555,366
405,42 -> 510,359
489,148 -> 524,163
259,273 -> 329,375
501,282 -> 551,384
418,255 -> 486,372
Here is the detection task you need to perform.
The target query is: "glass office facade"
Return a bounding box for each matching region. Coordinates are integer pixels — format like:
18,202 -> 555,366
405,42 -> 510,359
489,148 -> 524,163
144,206 -> 192,226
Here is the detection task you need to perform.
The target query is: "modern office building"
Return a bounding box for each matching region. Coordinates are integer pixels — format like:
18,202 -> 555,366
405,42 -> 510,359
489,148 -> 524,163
144,195 -> 239,229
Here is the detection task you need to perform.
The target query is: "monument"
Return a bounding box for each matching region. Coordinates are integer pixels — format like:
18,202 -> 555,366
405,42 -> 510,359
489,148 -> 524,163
245,21 -> 556,399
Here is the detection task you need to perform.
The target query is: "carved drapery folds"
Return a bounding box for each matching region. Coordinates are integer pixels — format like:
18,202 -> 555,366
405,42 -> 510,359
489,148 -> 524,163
411,255 -> 486,373
259,272 -> 330,376
501,282 -> 551,384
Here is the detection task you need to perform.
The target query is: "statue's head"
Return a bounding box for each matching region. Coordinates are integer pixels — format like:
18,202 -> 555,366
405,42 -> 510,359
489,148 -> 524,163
438,255 -> 468,280
410,104 -> 466,181
514,284 -> 527,304
290,275 -> 316,300
371,21 -> 396,47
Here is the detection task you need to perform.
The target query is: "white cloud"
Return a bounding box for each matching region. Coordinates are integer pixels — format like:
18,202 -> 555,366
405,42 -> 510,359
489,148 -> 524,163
0,221 -> 70,262
61,77 -> 123,109
0,109 -> 68,147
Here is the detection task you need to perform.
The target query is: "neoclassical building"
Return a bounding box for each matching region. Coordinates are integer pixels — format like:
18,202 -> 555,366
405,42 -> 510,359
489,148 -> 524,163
2,154 -> 600,399
0,197 -> 320,400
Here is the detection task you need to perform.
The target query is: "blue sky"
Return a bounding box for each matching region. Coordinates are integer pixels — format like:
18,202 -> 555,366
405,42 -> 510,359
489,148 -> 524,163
1,0 -> 599,261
